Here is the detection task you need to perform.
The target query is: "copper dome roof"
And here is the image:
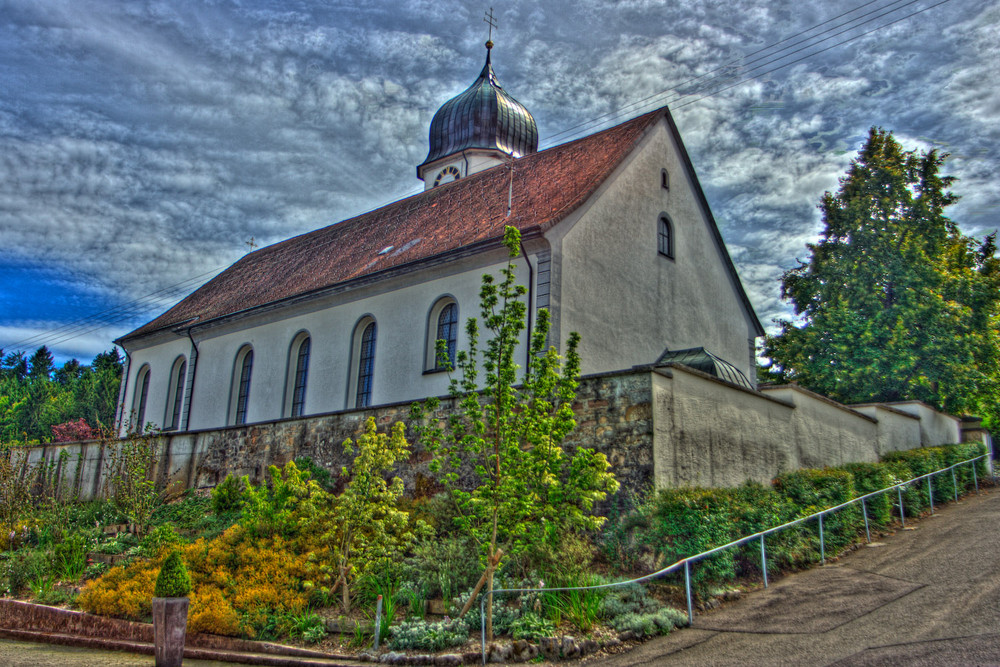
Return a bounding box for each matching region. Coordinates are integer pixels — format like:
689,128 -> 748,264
419,44 -> 538,174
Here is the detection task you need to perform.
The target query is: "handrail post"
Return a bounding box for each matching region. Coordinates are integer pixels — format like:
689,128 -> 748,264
819,513 -> 825,564
685,561 -> 693,626
952,468 -> 958,502
480,595 -> 487,665
760,534 -> 768,588
861,497 -> 870,543
973,460 -> 979,494
927,476 -> 934,514
898,486 -> 905,528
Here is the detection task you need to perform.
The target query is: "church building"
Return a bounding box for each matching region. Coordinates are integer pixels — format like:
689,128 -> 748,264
115,41 -> 764,434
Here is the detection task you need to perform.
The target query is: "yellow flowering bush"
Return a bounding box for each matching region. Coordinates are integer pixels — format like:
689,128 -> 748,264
188,586 -> 240,636
78,562 -> 158,619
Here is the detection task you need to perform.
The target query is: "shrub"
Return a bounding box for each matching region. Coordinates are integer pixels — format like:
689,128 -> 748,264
140,524 -> 182,558
211,474 -> 248,515
78,562 -> 158,619
154,550 -> 191,598
881,447 -> 943,512
54,530 -> 90,581
773,468 -> 860,556
403,534 -> 479,602
509,612 -> 554,641
841,462 -> 895,526
388,617 -> 470,652
188,586 -> 241,636
3,548 -> 48,596
598,583 -> 662,621
637,487 -> 739,591
610,607 -> 684,637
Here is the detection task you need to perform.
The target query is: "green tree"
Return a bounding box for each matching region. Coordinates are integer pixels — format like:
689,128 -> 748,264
410,226 -> 618,640
764,127 -> 1000,426
305,417 -> 420,613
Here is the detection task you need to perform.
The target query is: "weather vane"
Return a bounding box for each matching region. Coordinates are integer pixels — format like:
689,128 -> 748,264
484,7 -> 497,45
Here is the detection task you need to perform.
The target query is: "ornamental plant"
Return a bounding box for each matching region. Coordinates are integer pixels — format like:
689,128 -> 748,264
410,225 -> 619,640
303,417 -> 421,613
154,550 -> 191,598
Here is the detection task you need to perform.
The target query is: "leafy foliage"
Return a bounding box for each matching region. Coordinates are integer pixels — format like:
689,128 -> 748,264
102,431 -> 161,536
0,347 -> 122,443
388,617 -> 470,651
763,128 -> 1000,429
410,226 -> 618,638
154,550 -> 192,598
302,418 -> 420,612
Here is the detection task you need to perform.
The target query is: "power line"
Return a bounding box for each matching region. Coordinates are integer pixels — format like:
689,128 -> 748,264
542,0 -> 917,146
542,0 -> 929,147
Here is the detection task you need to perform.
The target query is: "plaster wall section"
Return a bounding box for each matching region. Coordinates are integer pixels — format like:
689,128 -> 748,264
850,404 -> 922,455
759,385 -> 879,468
119,336 -> 191,432
884,401 -> 962,445
546,119 -> 758,380
653,367 -> 798,488
122,249 -> 533,433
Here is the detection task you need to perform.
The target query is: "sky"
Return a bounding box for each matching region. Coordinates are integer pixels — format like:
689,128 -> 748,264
1,0 -> 998,365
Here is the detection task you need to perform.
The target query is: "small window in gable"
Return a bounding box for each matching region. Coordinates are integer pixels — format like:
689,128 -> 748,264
661,168 -> 670,191
658,215 -> 674,259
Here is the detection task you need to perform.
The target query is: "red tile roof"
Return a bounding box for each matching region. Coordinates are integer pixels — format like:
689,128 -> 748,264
122,109 -> 664,341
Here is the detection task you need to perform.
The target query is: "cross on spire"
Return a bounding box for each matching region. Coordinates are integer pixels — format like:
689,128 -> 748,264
245,236 -> 257,252
483,7 -> 497,45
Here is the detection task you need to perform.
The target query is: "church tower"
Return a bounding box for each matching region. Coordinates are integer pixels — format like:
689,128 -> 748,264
417,40 -> 538,189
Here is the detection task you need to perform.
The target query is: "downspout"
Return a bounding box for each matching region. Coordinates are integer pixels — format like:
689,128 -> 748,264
184,328 -> 200,431
520,243 -> 534,375
506,155 -> 534,373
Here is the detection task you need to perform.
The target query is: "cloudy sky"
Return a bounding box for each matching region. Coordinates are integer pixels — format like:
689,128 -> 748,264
1,0 -> 998,364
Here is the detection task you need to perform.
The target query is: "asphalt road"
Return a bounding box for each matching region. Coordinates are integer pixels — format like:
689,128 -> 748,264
588,486 -> 1000,666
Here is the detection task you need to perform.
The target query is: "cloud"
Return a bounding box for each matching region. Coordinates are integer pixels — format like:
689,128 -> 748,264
2,0 -> 999,361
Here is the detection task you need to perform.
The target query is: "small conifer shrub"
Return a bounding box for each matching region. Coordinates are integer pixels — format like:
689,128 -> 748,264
154,551 -> 191,598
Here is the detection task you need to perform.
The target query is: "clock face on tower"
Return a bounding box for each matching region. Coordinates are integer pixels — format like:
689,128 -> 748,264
433,165 -> 462,187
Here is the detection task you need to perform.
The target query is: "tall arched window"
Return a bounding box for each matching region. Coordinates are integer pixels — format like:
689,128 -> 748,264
437,303 -> 458,368
351,318 -> 377,408
658,214 -> 674,259
426,297 -> 459,371
285,333 -> 311,418
133,364 -> 151,430
231,346 -> 254,425
166,356 -> 187,430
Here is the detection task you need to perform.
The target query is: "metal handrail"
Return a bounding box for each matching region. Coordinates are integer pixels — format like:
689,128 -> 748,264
479,453 -> 991,663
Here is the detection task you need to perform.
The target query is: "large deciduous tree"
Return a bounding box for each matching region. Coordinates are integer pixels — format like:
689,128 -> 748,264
763,127 -> 1000,426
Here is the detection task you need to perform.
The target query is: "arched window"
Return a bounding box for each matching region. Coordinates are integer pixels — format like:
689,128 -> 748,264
350,318 -> 377,408
231,346 -> 254,425
426,297 -> 459,370
437,303 -> 458,368
661,168 -> 670,191
357,322 -> 376,407
133,364 -> 151,430
165,356 -> 187,430
285,333 -> 311,418
658,215 -> 674,259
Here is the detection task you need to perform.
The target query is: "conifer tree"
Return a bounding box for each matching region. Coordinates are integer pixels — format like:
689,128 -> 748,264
764,127 -> 1000,426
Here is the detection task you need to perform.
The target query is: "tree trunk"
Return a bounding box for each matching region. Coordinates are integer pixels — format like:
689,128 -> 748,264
457,548 -> 504,619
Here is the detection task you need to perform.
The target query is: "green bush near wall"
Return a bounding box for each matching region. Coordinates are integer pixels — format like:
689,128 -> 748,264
634,442 -> 988,594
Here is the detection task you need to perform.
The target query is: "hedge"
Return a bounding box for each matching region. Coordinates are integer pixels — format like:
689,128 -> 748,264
635,442 -> 988,594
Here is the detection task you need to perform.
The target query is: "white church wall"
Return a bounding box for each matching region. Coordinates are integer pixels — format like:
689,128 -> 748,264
547,119 -> 757,380
124,247 -> 533,432
120,335 -> 191,432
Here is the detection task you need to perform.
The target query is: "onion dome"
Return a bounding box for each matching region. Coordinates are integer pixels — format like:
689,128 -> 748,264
419,42 -> 538,174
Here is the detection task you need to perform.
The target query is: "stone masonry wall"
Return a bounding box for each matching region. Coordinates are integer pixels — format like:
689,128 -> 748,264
27,370 -> 655,507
